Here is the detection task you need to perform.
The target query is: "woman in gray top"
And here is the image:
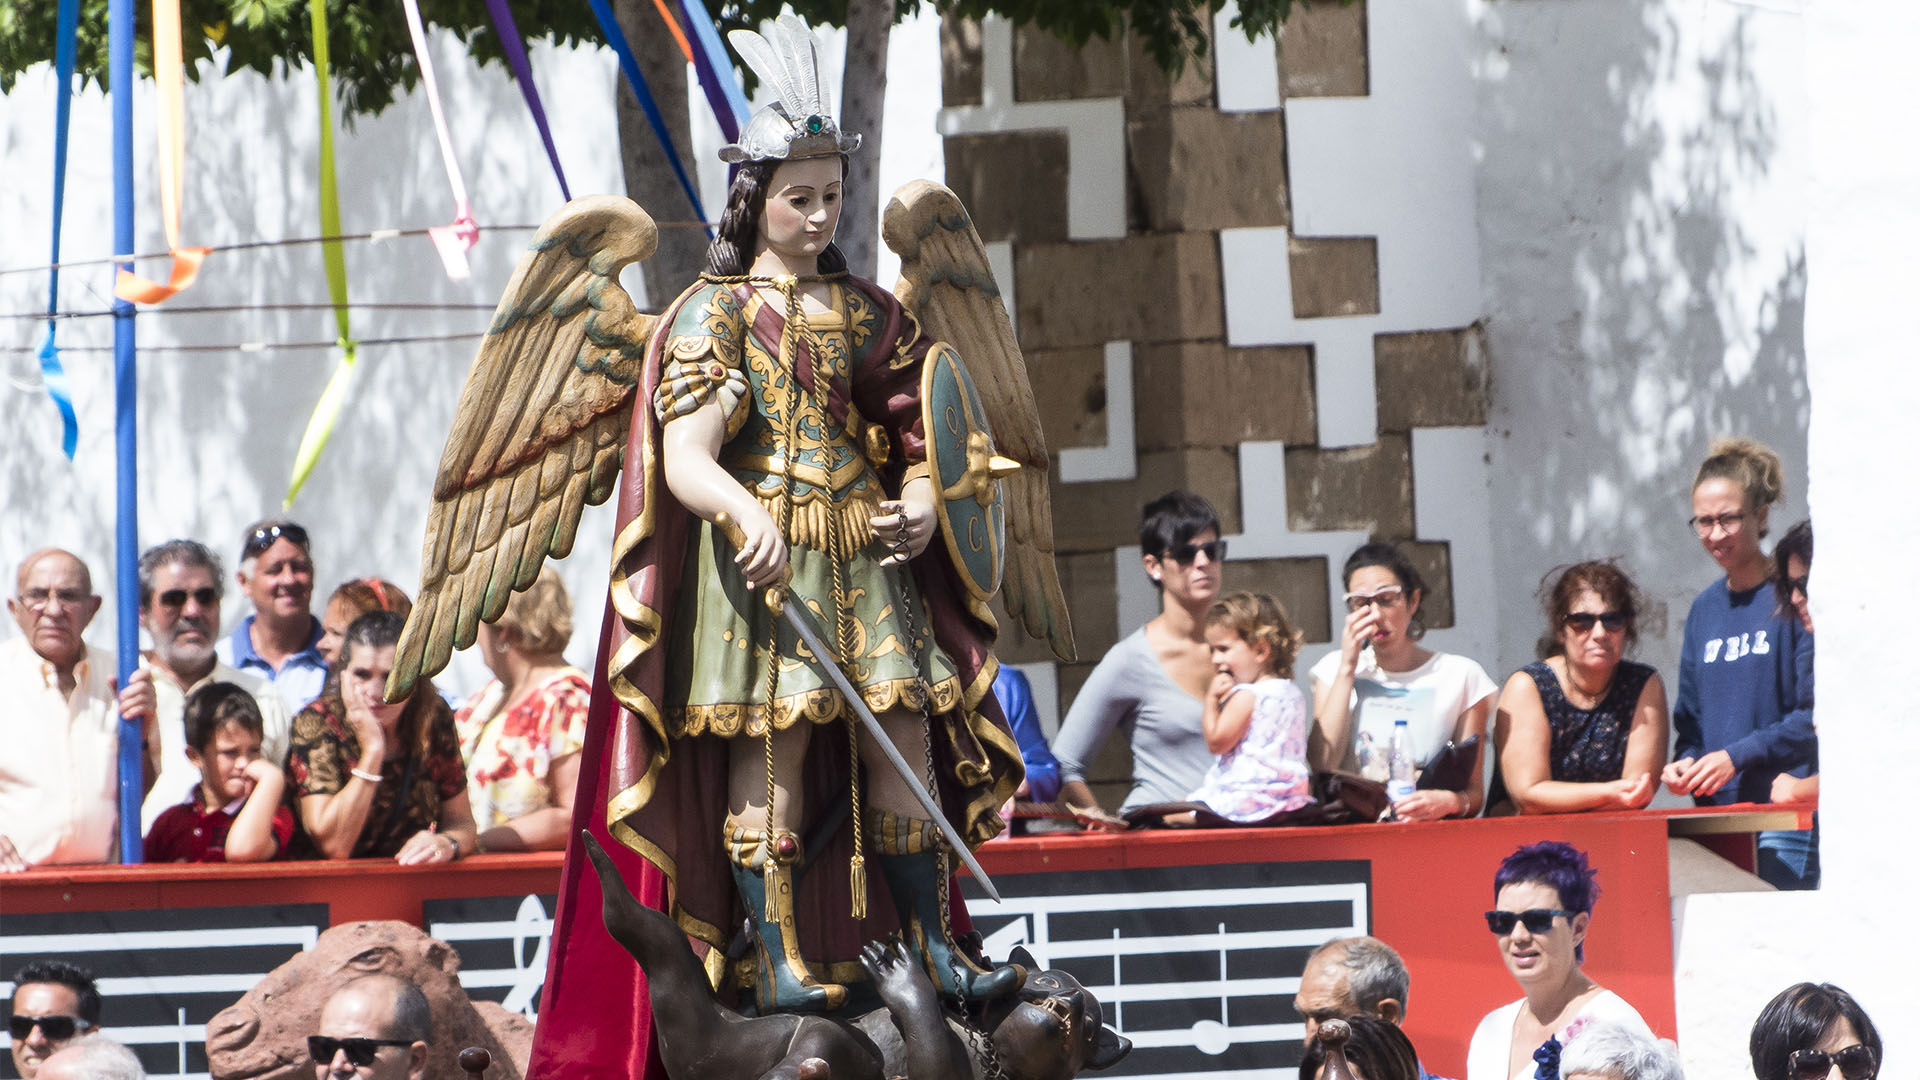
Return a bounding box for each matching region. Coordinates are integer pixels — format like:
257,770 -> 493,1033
1053,492 -> 1222,824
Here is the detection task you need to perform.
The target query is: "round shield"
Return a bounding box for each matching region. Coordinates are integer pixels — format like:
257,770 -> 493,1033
921,343 -> 1009,601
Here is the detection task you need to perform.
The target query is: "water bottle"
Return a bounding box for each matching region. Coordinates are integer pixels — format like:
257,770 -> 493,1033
1387,719 -> 1417,802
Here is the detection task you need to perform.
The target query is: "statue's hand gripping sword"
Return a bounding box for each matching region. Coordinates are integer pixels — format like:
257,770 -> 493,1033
713,512 -> 1003,903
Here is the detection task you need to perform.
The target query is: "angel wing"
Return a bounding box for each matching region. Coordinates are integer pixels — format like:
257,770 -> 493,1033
883,181 -> 1077,663
386,195 -> 659,700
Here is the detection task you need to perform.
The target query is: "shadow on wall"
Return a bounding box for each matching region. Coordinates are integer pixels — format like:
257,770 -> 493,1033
1476,0 -> 1809,677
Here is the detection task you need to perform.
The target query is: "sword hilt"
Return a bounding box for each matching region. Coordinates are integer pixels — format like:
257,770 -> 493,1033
712,511 -> 791,612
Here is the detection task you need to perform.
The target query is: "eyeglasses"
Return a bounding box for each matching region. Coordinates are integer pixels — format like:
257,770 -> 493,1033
243,522 -> 309,560
8,1014 -> 92,1041
156,587 -> 220,609
1344,587 -> 1405,613
1788,1045 -> 1878,1080
17,588 -> 91,612
1562,610 -> 1627,633
1483,908 -> 1574,935
307,1036 -> 416,1067
1163,539 -> 1227,564
1785,574 -> 1810,597
1689,511 -> 1748,537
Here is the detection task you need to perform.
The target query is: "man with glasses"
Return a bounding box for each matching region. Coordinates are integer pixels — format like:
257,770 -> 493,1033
135,540 -> 293,835
0,550 -> 157,870
217,519 -> 328,717
309,975 -> 430,1080
8,960 -> 101,1079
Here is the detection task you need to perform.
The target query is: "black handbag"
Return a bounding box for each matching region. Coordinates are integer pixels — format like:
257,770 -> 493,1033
1414,734 -> 1482,793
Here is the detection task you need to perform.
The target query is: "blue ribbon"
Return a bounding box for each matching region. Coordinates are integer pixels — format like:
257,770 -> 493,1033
586,0 -> 710,232
483,0 -> 572,201
676,0 -> 748,142
109,0 -> 143,865
40,0 -> 81,460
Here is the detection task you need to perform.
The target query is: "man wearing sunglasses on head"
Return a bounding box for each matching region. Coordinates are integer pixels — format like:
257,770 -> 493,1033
9,960 -> 100,1080
218,519 -> 329,719
136,540 -> 294,836
0,550 -> 158,872
310,975 -> 430,1080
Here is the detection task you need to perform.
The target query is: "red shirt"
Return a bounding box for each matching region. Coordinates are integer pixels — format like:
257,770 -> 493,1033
143,786 -> 295,862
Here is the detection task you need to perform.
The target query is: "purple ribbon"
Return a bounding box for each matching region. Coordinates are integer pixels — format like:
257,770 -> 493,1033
483,0 -> 572,201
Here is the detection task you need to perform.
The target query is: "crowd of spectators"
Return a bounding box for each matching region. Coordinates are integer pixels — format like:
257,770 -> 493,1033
1052,436 -> 1821,889
0,518 -> 587,873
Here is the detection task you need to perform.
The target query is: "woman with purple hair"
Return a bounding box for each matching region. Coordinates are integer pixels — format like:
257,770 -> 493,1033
1466,842 -> 1652,1080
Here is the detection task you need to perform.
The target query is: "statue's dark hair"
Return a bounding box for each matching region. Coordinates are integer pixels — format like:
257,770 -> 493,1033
706,157 -> 849,277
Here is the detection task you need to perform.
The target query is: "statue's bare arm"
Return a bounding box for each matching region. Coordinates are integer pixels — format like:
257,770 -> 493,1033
661,399 -> 788,587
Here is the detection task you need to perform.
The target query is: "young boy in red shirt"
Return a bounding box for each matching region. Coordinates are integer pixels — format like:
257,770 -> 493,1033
144,682 -> 294,862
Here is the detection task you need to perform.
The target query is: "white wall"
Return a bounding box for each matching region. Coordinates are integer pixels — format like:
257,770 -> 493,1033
0,17 -> 944,699
1474,0 -> 1810,683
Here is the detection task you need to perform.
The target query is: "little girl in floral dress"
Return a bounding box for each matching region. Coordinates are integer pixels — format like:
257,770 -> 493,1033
1186,592 -> 1316,822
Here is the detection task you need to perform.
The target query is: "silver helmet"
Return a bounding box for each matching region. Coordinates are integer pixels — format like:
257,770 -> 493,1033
720,15 -> 862,164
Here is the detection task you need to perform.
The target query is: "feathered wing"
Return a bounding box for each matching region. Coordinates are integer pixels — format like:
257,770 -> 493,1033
386,195 -> 659,701
883,180 -> 1077,663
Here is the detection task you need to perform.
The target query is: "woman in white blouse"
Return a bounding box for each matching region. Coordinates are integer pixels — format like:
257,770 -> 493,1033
1467,842 -> 1652,1080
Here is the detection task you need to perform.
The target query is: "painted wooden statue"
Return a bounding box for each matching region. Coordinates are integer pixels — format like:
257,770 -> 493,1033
385,12 -> 1079,1053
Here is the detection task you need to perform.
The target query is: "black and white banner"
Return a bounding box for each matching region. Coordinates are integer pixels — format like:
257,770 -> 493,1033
0,904 -> 328,1080
962,859 -> 1372,1080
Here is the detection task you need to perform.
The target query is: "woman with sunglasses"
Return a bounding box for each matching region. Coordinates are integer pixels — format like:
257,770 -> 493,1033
1467,842 -> 1651,1080
1054,491 -> 1226,828
1661,438 -> 1816,889
1750,982 -> 1880,1080
1488,562 -> 1667,814
1309,543 -> 1498,820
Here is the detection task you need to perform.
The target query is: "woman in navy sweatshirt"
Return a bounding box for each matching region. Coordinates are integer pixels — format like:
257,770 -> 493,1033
1660,437 -> 1816,888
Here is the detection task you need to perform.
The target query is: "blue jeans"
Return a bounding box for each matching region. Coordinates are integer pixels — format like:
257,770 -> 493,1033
1756,816 -> 1820,890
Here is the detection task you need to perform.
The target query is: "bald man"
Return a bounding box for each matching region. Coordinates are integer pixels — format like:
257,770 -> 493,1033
0,549 -> 156,870
310,975 -> 431,1080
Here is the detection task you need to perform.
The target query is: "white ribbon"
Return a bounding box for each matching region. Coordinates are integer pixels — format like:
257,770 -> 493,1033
401,0 -> 479,279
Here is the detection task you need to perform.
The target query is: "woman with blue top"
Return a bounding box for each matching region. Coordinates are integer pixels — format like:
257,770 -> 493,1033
1052,491 -> 1223,828
1660,437 -> 1816,889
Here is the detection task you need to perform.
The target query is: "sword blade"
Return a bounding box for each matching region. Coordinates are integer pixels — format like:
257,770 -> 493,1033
777,599 -> 1003,903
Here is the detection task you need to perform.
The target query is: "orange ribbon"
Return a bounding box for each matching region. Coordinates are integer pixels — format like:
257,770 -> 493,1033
114,0 -> 209,303
649,0 -> 695,64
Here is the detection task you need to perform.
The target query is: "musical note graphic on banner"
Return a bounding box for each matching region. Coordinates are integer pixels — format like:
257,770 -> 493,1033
962,860 -> 1371,1078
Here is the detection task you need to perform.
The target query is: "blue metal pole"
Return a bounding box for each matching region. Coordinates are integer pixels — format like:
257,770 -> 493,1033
110,0 -> 142,864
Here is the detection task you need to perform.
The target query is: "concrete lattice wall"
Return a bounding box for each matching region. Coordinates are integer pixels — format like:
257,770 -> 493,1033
940,0 -> 1496,809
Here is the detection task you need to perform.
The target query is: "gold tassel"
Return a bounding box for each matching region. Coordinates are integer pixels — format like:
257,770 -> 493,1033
849,854 -> 868,920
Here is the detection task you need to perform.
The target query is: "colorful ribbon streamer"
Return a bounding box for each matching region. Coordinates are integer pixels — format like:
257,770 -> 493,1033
483,0 -> 572,201
114,0 -> 210,303
586,0 -> 709,228
285,0 -> 358,508
677,0 -> 748,142
39,0 -> 81,459
401,0 -> 479,279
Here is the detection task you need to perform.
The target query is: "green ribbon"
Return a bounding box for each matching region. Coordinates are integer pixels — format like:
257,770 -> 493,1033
285,0 -> 358,507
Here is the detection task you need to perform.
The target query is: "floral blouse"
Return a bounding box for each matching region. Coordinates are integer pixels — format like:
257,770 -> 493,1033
456,669 -> 590,828
287,693 -> 466,858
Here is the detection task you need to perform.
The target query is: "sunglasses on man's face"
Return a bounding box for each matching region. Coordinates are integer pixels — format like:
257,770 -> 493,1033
1163,539 -> 1227,564
1788,1045 -> 1877,1080
156,587 -> 219,610
307,1035 -> 415,1068
8,1014 -> 90,1041
1483,908 -> 1574,935
1562,611 -> 1627,634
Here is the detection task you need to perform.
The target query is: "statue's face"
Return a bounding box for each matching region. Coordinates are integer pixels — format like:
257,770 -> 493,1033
756,156 -> 843,264
988,967 -> 1129,1080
